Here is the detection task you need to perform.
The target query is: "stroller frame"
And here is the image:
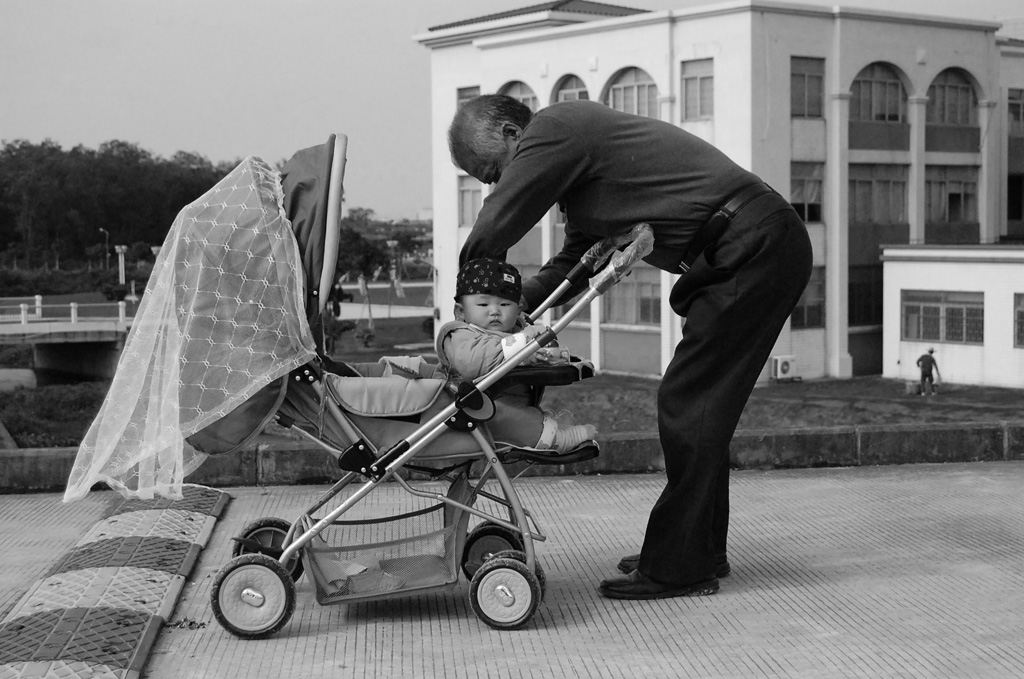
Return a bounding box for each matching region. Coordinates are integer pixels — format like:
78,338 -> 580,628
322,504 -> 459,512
208,135 -> 655,636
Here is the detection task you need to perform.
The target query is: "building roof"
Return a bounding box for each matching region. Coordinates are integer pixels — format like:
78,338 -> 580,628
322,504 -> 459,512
428,0 -> 647,32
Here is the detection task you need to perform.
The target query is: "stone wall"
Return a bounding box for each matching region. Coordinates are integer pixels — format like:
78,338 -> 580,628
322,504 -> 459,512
4,421 -> 1024,493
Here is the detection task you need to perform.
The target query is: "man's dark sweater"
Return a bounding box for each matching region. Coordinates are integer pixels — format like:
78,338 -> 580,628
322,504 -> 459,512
459,99 -> 760,308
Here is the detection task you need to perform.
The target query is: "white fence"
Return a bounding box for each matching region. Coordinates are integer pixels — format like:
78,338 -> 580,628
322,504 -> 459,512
0,297 -> 130,324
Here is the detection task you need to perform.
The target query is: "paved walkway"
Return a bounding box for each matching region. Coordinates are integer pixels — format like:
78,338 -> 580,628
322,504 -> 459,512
2,462 -> 1023,678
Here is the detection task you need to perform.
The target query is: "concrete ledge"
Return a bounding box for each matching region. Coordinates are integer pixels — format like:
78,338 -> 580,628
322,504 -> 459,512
4,420 -> 1024,493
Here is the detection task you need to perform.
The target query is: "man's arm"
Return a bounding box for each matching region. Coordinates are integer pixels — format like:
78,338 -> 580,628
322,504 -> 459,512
459,115 -> 590,266
522,222 -> 600,311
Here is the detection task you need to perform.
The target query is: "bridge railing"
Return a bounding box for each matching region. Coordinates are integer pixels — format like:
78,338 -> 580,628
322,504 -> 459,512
0,295 -> 43,322
0,300 -> 136,324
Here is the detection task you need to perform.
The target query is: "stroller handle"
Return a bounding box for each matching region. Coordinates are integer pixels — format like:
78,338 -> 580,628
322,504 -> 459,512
589,223 -> 654,295
529,223 -> 654,321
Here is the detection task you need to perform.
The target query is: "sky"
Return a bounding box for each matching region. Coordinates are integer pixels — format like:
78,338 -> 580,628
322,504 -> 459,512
2,0 -> 1022,221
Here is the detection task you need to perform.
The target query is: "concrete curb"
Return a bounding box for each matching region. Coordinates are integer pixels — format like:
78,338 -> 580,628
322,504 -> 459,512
3,421 -> 1024,493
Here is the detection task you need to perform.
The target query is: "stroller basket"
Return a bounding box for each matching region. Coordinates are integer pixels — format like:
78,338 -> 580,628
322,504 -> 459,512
302,469 -> 473,605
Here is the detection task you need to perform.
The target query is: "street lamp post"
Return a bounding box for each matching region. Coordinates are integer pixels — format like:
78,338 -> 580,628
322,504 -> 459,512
98,228 -> 110,270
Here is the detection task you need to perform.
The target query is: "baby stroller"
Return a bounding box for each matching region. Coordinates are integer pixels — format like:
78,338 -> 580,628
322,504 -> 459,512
64,134 -> 653,635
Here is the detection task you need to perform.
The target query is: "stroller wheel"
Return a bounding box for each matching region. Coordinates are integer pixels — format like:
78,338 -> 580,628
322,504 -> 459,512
211,554 -> 296,639
461,523 -> 524,580
231,517 -> 304,582
487,549 -> 546,602
470,557 -> 542,631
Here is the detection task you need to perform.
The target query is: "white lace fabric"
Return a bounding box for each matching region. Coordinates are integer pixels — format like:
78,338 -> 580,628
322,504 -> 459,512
64,157 -> 317,501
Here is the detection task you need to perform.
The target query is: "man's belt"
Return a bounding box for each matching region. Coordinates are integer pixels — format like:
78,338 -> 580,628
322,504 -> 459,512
679,183 -> 777,273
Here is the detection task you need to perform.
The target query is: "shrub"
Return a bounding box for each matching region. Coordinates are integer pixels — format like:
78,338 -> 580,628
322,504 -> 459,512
0,345 -> 32,368
0,381 -> 108,448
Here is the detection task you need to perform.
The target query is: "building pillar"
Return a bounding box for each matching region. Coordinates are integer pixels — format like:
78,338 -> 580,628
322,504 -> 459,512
589,295 -> 602,372
658,93 -> 677,375
826,91 -> 853,378
660,271 -> 679,374
977,100 -> 1000,243
907,96 -> 928,244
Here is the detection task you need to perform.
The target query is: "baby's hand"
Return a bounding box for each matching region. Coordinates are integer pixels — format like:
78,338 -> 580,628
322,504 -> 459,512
522,324 -> 548,340
530,346 -> 571,365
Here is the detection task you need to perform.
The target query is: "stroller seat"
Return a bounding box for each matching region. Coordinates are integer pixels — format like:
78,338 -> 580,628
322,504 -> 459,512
276,356 -> 598,473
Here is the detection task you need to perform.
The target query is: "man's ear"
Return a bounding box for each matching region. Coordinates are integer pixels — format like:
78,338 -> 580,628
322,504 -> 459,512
502,123 -> 522,140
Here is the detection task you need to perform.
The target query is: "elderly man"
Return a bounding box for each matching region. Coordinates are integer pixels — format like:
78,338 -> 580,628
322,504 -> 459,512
450,94 -> 812,600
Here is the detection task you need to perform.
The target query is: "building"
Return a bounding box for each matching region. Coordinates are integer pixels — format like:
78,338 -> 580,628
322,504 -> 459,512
416,0 -> 1024,383
881,244 -> 1024,389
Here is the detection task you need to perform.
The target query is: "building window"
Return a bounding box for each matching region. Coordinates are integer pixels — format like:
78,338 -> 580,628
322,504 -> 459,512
925,166 -> 978,223
458,176 -> 481,228
457,86 -> 480,108
680,59 -> 713,121
791,162 -> 823,222
850,63 -> 905,123
1010,175 -> 1024,222
791,57 -> 824,118
927,69 -> 976,126
791,267 -> 825,329
849,164 -> 908,224
605,67 -> 659,118
1016,294 -> 1024,348
1010,89 -> 1024,137
902,290 -> 984,344
556,75 -> 589,102
603,263 -> 660,325
499,81 -> 538,111
849,265 -> 883,326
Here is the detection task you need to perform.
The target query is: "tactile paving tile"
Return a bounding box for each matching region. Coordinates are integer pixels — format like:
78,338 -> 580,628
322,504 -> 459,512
78,509 -> 214,547
110,485 -> 228,518
47,538 -> 200,578
0,607 -> 156,668
7,568 -> 182,620
0,660 -> 122,679
0,485 -> 230,679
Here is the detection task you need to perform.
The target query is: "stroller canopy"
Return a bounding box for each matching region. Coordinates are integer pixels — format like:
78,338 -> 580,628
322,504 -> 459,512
64,153 -> 324,501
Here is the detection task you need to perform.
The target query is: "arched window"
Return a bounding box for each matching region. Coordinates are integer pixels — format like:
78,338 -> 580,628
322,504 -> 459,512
927,69 -> 977,126
604,67 -> 659,118
850,63 -> 906,123
555,75 -> 589,102
499,81 -> 539,112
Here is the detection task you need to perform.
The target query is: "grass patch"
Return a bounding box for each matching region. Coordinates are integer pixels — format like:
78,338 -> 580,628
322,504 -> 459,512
0,382 -> 109,447
0,345 -> 32,369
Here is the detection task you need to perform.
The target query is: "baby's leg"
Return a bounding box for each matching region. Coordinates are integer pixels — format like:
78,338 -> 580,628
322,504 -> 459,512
487,399 -> 546,448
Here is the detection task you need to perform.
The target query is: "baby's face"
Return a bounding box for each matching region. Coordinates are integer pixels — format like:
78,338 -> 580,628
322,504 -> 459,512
459,293 -> 520,332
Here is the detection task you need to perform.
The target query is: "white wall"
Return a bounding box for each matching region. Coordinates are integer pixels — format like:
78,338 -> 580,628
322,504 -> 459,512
882,247 -> 1024,388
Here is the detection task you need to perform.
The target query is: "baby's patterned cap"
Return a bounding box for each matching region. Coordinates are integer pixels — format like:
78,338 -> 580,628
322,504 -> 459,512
456,258 -> 522,303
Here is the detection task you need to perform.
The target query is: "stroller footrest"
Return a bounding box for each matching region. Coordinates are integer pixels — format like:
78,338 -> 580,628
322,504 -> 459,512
498,442 -> 599,466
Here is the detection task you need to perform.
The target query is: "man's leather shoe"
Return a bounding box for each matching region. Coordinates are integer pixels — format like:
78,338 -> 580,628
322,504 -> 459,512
616,553 -> 731,578
598,569 -> 719,600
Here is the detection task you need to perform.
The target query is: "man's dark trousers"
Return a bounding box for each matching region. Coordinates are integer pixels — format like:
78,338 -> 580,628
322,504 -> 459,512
639,193 -> 813,586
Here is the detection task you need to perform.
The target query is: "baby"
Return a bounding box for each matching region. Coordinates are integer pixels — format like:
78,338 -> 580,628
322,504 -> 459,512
435,258 -> 597,453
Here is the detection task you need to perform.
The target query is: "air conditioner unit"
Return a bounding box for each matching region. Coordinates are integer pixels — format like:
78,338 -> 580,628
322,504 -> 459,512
771,355 -> 800,381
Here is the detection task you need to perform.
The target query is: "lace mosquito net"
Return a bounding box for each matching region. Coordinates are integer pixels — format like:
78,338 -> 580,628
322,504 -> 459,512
64,156 -> 317,501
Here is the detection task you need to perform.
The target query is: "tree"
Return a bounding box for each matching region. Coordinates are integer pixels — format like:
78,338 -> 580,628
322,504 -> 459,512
335,227 -> 390,280
0,140 -> 64,268
0,139 -> 231,271
344,207 -> 375,231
